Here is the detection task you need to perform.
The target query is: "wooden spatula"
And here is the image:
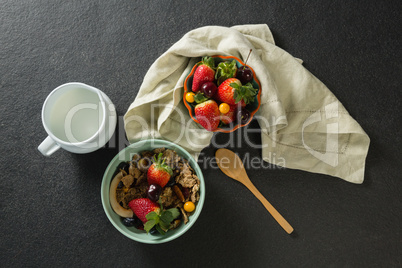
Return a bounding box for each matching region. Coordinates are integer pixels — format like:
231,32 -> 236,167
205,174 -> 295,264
215,148 -> 294,234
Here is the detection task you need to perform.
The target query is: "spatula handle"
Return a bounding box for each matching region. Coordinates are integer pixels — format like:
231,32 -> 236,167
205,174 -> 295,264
243,181 -> 294,234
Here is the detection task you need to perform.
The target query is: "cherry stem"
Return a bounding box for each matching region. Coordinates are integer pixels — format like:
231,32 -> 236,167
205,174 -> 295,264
243,49 -> 252,70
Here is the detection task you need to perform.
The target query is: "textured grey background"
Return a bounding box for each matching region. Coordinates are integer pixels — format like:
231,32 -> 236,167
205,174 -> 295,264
1,0 -> 401,267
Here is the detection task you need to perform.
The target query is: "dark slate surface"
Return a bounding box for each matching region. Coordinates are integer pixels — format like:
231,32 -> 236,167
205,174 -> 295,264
1,1 -> 401,267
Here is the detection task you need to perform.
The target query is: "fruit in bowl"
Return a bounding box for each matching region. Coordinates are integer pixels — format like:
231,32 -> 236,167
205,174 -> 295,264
183,54 -> 261,133
101,139 -> 205,244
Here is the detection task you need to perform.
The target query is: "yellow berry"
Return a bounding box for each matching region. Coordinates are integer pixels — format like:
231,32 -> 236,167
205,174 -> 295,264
219,103 -> 230,114
184,201 -> 195,212
185,92 -> 195,103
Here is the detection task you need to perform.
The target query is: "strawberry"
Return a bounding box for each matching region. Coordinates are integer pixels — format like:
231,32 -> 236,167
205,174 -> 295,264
128,198 -> 160,223
192,56 -> 215,92
217,78 -> 257,106
147,153 -> 173,188
128,198 -> 180,234
220,104 -> 238,125
194,99 -> 220,131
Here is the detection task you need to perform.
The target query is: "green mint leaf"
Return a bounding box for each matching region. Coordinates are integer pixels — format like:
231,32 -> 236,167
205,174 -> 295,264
159,219 -> 170,231
167,208 -> 180,219
160,208 -> 180,228
160,210 -> 174,224
146,211 -> 158,221
144,220 -> 156,233
155,225 -> 166,235
158,198 -> 164,211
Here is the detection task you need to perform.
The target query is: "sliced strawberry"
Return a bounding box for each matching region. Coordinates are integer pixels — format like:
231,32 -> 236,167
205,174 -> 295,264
192,57 -> 215,92
194,99 -> 220,131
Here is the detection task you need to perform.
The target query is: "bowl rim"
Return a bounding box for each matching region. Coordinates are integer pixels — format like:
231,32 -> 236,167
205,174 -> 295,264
100,139 -> 205,244
183,55 -> 262,133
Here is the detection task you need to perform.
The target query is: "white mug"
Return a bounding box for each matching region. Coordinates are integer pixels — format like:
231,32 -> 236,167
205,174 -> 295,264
38,82 -> 117,156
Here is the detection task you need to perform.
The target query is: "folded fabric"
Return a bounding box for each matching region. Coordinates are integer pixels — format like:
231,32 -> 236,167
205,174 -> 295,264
124,24 -> 370,184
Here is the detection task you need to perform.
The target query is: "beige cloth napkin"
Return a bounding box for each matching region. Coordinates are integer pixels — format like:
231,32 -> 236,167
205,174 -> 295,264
124,24 -> 370,184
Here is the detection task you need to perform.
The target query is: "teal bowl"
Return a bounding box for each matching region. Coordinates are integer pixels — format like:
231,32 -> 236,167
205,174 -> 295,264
101,139 -> 205,244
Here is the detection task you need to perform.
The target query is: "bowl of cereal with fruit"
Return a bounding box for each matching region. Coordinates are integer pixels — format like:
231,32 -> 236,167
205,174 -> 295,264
101,139 -> 205,244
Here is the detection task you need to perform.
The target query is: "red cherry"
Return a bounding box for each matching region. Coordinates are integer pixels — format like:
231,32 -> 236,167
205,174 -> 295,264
237,108 -> 251,124
147,184 -> 162,202
201,82 -> 218,98
236,66 -> 253,84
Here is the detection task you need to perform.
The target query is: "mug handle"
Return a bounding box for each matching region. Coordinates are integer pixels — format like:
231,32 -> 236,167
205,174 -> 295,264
38,136 -> 60,156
